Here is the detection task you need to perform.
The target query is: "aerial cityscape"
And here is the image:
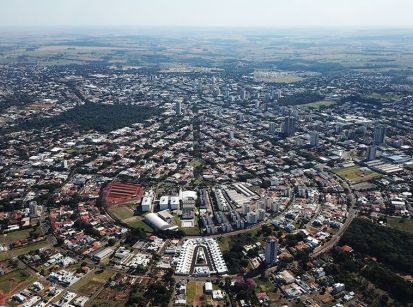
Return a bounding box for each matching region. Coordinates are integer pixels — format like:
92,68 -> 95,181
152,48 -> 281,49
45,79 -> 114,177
0,1 -> 413,307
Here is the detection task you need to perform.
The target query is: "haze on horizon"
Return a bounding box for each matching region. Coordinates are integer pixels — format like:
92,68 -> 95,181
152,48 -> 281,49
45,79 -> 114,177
1,0 -> 413,28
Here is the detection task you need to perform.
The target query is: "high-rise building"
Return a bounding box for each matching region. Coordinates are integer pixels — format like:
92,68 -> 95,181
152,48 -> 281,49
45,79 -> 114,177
373,126 -> 386,145
366,145 -> 377,161
265,236 -> 278,265
283,116 -> 297,137
246,211 -> 257,224
310,132 -> 319,147
269,122 -> 276,134
241,89 -> 247,100
175,101 -> 182,116
257,209 -> 266,221
277,89 -> 282,99
29,201 -> 39,217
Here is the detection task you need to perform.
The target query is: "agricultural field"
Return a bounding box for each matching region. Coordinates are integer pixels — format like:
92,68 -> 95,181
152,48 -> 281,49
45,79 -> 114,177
333,165 -> 381,184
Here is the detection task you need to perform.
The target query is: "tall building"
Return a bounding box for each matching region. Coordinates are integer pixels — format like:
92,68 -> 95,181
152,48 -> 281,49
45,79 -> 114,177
246,211 -> 257,224
277,89 -> 282,99
175,101 -> 182,116
373,126 -> 386,145
241,89 -> 247,100
366,145 -> 377,161
283,117 -> 297,137
265,236 -> 278,265
310,131 -> 319,147
269,122 -> 276,134
29,201 -> 39,217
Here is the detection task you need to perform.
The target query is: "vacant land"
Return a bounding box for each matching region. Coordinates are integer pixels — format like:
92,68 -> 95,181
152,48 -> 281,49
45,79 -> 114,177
334,165 -> 381,184
186,281 -> 197,305
387,217 -> 413,235
0,269 -> 36,304
0,240 -> 49,261
71,269 -> 115,295
1,228 -> 34,244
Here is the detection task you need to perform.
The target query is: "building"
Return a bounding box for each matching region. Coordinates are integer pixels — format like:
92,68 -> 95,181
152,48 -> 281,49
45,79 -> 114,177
309,131 -> 319,147
159,196 -> 169,211
93,247 -> 115,262
175,100 -> 182,116
247,211 -> 257,224
144,213 -> 177,231
170,196 -> 180,210
29,201 -> 39,217
269,122 -> 276,134
283,117 -> 297,137
265,236 -> 278,265
366,145 -> 377,161
141,196 -> 153,212
175,238 -> 227,276
373,126 -> 386,145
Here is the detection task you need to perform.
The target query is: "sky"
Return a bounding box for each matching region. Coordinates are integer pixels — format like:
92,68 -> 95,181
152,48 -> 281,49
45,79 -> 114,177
1,0 -> 413,28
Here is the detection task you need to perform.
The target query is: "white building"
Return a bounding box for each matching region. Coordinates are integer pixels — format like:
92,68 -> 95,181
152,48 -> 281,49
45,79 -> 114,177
141,196 -> 153,212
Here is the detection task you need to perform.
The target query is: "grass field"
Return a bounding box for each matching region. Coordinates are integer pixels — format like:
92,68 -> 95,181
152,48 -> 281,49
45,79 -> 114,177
110,207 -> 134,220
1,228 -> 34,244
0,240 -> 49,261
181,227 -> 200,236
126,218 -> 154,232
0,269 -> 36,294
186,281 -> 197,305
387,217 -> 413,234
333,165 -> 381,184
217,237 -> 231,252
302,100 -> 336,108
71,269 -> 115,295
255,277 -> 276,293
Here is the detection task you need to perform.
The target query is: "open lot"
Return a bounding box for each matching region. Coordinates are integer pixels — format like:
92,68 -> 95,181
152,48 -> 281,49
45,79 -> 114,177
1,228 -> 35,245
334,165 -> 381,184
0,269 -> 36,304
0,240 -> 49,261
387,217 -> 413,235
71,269 -> 115,296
